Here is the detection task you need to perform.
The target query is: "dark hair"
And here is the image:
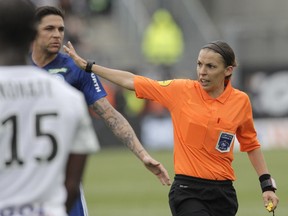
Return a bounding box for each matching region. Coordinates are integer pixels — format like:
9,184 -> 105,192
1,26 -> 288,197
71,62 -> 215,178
35,6 -> 65,23
201,40 -> 237,67
0,0 -> 36,49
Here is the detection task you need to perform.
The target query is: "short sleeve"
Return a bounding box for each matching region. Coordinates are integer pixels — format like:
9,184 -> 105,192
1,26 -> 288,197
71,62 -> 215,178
236,95 -> 261,152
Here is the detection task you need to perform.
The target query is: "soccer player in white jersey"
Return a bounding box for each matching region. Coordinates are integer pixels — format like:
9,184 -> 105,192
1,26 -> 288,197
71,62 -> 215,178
0,1 -> 99,216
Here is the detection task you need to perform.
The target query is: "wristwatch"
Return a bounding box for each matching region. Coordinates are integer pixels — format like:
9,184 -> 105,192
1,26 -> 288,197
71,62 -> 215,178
85,60 -> 95,73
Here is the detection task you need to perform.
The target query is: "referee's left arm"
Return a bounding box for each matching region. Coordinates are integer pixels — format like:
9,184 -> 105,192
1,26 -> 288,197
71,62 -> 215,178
247,148 -> 279,211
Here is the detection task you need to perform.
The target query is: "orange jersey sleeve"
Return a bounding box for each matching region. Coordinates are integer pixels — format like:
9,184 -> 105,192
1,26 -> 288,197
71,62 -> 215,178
134,76 -> 260,181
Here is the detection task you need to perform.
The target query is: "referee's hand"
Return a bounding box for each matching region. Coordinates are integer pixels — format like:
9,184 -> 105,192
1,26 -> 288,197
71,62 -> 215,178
63,41 -> 87,70
263,191 -> 279,212
143,156 -> 171,186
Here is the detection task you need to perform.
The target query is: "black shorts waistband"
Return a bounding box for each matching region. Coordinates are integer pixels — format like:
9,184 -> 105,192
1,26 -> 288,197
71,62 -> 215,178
175,174 -> 232,186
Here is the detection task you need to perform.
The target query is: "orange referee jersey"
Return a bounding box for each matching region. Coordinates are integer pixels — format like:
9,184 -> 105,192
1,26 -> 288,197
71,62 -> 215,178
134,76 -> 260,181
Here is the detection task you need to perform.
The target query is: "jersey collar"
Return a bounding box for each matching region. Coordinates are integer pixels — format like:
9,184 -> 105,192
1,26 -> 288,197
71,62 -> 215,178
198,80 -> 233,104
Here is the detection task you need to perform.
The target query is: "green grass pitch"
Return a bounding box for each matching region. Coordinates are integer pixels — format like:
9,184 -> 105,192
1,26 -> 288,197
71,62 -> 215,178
83,149 -> 288,216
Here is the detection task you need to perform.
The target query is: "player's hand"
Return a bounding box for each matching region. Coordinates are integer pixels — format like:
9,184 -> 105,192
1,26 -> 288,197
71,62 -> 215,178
263,191 -> 279,212
142,156 -> 171,186
63,41 -> 87,70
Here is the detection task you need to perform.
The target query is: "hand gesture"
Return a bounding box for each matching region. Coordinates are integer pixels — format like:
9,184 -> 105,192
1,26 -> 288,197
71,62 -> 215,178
142,156 -> 171,186
63,41 -> 86,70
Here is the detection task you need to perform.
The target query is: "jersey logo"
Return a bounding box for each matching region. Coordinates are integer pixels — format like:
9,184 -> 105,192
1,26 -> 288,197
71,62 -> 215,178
54,74 -> 65,81
48,67 -> 68,74
158,80 -> 172,87
215,131 -> 235,153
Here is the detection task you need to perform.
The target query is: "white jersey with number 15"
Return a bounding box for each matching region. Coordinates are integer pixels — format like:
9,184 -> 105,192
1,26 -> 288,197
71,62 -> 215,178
0,65 -> 99,216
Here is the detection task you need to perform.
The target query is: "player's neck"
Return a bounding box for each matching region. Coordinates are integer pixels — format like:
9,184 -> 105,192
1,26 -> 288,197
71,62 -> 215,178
32,50 -> 58,68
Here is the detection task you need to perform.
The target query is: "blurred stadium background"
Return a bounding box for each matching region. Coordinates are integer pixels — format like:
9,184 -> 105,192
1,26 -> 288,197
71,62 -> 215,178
32,0 -> 288,215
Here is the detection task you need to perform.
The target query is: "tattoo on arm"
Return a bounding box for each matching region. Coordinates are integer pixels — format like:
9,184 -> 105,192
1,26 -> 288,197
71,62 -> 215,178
92,98 -> 144,157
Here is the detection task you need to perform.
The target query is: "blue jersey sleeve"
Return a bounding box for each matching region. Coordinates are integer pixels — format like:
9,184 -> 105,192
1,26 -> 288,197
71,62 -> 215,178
75,69 -> 107,105
42,53 -> 107,105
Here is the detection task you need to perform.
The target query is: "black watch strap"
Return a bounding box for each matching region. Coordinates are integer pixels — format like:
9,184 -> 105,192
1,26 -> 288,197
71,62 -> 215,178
85,60 -> 95,73
259,174 -> 277,192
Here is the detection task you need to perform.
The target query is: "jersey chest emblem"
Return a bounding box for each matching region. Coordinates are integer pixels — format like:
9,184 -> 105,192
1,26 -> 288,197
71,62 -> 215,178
158,80 -> 172,86
215,131 -> 235,153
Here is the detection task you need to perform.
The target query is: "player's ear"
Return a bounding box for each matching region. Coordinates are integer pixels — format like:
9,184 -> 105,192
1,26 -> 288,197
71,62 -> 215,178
224,66 -> 233,77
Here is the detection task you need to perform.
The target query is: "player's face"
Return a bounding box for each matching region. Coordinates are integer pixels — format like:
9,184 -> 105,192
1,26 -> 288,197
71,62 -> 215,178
197,49 -> 232,98
35,15 -> 64,55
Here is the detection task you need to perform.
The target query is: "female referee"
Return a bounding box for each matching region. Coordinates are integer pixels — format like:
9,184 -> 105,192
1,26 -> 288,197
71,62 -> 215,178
64,40 -> 279,216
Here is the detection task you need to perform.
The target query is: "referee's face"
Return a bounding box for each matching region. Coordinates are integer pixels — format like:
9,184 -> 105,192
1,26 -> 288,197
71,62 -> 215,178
35,15 -> 65,55
197,49 -> 233,98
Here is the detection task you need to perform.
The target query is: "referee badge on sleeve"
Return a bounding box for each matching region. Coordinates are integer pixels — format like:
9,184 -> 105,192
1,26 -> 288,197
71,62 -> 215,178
215,132 -> 235,153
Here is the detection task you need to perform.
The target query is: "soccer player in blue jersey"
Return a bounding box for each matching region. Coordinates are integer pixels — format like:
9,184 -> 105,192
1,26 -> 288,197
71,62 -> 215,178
31,6 -> 171,216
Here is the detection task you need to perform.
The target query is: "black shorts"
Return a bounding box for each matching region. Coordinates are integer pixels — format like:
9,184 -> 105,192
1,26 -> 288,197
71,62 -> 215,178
169,175 -> 238,216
